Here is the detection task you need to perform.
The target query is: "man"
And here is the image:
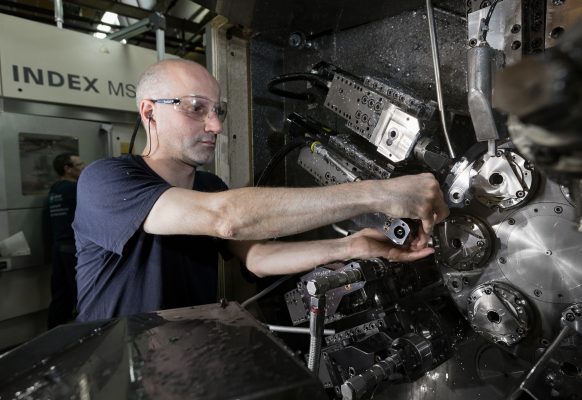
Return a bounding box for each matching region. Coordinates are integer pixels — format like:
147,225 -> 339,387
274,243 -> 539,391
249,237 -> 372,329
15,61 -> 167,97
73,59 -> 449,322
47,152 -> 85,328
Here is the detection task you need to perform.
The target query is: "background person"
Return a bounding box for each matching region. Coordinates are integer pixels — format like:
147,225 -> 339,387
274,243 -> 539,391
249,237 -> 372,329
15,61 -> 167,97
46,153 -> 84,329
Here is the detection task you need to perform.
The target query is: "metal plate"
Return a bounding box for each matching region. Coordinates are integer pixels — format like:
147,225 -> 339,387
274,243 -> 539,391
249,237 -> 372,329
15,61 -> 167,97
496,202 -> 582,303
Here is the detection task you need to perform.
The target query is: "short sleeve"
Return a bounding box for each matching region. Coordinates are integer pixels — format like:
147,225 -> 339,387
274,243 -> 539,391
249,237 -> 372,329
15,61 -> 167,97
73,156 -> 171,255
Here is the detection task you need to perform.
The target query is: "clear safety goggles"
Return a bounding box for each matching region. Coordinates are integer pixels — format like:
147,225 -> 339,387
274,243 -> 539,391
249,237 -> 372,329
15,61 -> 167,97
151,95 -> 227,122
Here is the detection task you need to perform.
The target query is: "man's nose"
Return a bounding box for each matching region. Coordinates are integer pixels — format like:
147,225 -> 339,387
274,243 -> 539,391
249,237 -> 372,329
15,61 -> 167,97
205,113 -> 223,134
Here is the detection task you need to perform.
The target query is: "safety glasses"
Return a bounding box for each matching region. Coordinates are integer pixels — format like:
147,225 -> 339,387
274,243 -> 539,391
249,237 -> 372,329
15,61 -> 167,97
151,95 -> 227,122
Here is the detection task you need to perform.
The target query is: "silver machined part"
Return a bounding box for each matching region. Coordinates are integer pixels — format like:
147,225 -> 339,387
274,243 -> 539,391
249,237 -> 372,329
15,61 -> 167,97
350,213 -> 412,246
471,149 -> 536,209
297,146 -> 360,186
561,303 -> 582,335
324,72 -> 422,164
363,76 -> 436,119
487,139 -> 496,157
434,214 -> 492,270
383,218 -> 411,246
468,44 -> 499,143
266,324 -> 336,336
311,142 -> 361,182
340,352 -> 402,400
306,268 -> 364,296
467,0 -> 522,66
467,282 -> 531,346
325,73 -> 385,141
372,106 -> 421,163
445,157 -> 474,207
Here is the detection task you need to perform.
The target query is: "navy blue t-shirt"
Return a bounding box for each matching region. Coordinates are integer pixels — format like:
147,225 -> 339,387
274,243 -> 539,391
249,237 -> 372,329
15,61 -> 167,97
73,155 -> 229,322
47,180 -> 77,244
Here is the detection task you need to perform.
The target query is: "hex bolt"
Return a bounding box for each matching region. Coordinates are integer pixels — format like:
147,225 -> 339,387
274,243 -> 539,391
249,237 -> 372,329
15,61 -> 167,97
566,313 -> 575,322
546,372 -> 556,386
469,38 -> 478,47
534,289 -> 542,297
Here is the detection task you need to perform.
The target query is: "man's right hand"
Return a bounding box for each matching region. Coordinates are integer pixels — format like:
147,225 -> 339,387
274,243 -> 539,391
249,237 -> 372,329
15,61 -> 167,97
375,173 -> 449,247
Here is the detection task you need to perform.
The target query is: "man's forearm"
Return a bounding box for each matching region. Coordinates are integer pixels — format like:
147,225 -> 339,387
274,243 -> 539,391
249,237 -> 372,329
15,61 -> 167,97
214,182 -> 378,240
235,238 -> 353,277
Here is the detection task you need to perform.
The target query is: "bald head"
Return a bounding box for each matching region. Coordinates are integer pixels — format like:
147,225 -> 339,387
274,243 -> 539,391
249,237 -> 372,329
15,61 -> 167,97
135,59 -> 217,107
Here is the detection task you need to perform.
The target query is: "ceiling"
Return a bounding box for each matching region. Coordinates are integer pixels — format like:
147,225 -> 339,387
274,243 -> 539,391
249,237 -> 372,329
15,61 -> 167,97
0,0 -> 216,59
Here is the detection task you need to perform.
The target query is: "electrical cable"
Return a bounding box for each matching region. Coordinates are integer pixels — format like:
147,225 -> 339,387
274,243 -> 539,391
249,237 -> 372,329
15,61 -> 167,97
128,114 -> 142,155
241,275 -> 292,308
480,0 -> 502,43
255,139 -> 308,186
267,73 -> 329,101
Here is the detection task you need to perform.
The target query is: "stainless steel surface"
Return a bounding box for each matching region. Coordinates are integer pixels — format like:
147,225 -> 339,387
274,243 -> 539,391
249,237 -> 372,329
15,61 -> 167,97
561,303 -> 582,335
373,107 -> 421,164
267,324 -> 336,336
324,70 -> 423,164
426,0 -> 455,159
445,157 -> 474,207
444,147 -> 536,211
298,146 -> 359,186
467,282 -> 532,346
325,72 -> 384,141
468,44 -> 499,142
311,142 -> 361,182
467,0 -> 523,65
471,149 -> 535,210
495,202 -> 582,304
434,214 -> 492,271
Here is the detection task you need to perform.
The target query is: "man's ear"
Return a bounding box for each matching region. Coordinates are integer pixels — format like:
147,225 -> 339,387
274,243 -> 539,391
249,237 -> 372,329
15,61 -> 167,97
139,101 -> 155,123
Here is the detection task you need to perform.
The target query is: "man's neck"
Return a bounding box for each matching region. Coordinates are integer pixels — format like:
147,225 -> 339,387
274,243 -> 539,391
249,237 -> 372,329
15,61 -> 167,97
143,156 -> 196,189
61,175 -> 77,183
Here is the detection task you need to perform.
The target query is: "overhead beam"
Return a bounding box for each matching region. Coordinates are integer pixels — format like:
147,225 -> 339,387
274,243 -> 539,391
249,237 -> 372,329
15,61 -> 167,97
63,0 -> 209,33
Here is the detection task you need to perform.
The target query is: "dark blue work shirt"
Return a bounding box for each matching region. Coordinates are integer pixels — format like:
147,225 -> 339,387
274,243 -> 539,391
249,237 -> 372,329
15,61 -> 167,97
73,155 -> 229,322
47,180 -> 77,244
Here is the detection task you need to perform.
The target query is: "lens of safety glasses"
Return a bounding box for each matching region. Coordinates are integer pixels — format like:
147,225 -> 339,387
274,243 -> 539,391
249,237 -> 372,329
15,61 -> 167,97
177,96 -> 227,122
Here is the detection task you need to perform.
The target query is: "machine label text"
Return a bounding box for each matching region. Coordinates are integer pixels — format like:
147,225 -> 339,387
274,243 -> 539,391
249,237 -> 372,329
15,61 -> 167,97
11,64 -> 135,98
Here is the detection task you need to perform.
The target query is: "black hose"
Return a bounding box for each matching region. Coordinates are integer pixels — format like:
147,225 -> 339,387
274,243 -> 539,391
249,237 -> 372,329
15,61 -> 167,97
267,73 -> 329,101
255,139 -> 308,186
